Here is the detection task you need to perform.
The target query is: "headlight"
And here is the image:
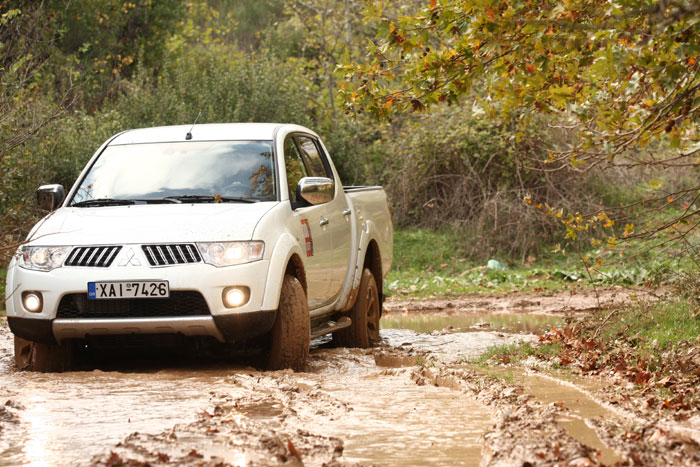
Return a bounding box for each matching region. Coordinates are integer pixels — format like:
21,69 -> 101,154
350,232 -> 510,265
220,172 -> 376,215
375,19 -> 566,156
197,241 -> 264,267
18,246 -> 71,271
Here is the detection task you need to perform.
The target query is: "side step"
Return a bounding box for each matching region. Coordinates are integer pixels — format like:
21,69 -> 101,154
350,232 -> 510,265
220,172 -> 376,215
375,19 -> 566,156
310,316 -> 351,340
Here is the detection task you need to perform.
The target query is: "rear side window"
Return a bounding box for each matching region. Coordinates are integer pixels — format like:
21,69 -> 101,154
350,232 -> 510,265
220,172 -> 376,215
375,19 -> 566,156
295,135 -> 331,179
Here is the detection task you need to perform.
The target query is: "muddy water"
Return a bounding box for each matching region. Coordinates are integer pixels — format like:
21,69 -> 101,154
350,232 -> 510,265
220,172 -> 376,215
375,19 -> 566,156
381,311 -> 562,335
517,372 -> 624,465
0,309 -> 572,466
478,367 -> 625,465
0,356 -> 239,465
308,356 -> 490,466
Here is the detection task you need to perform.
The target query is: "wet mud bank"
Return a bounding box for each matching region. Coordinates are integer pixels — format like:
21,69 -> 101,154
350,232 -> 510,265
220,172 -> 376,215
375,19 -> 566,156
0,288 -> 693,466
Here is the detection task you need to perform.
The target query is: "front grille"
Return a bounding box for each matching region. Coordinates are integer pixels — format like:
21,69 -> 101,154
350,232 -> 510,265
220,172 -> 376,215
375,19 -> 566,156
142,244 -> 201,266
65,246 -> 122,267
56,292 -> 210,319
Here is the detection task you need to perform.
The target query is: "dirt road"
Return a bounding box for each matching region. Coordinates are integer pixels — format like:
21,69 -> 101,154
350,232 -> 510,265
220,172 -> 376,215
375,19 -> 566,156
0,289 -> 696,466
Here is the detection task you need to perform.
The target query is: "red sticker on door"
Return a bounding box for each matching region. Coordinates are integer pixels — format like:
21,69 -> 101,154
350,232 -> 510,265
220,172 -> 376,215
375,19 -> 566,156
301,219 -> 314,257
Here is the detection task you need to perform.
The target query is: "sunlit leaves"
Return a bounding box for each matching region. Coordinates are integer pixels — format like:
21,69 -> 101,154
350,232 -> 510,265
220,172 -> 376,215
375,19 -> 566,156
342,0 -> 700,168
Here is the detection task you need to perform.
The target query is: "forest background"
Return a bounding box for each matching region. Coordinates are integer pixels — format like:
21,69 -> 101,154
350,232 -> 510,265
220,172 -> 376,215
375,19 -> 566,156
1,0 -> 699,299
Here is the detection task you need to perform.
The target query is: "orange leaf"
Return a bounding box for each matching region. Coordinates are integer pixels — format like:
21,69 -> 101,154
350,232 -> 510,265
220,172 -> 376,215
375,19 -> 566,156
525,63 -> 535,73
288,439 -> 302,461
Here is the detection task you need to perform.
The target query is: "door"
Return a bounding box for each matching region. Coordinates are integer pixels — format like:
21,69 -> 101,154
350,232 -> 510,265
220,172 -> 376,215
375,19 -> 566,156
294,135 -> 351,300
284,135 -> 333,309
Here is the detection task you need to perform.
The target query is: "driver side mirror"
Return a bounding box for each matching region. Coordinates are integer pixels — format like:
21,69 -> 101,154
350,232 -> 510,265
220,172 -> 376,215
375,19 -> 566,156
297,177 -> 334,206
36,184 -> 65,211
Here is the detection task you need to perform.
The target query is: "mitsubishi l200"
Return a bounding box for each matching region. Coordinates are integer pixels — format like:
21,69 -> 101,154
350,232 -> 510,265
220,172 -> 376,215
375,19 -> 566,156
5,123 -> 393,371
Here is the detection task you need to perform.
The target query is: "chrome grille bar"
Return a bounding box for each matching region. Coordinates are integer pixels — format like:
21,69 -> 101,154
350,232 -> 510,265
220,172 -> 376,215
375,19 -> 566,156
141,244 -> 201,267
65,246 -> 122,267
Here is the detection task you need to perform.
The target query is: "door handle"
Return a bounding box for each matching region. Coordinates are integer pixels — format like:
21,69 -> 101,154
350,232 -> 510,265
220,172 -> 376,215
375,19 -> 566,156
342,209 -> 352,217
320,217 -> 329,226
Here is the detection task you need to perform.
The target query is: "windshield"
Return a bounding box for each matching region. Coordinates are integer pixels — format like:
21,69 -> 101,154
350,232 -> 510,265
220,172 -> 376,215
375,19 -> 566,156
70,141 -> 276,204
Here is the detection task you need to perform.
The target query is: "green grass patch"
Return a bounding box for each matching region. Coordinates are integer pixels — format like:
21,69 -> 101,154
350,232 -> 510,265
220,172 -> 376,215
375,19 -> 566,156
596,298 -> 700,362
476,341 -> 563,366
386,227 -> 685,299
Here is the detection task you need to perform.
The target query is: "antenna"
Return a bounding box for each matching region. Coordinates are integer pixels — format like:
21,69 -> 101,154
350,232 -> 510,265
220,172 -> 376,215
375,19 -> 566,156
185,111 -> 202,140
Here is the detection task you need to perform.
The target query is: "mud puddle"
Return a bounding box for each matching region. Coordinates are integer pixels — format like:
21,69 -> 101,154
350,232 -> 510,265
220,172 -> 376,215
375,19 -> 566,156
382,310 -> 563,335
0,320 -> 513,466
479,367 -> 625,465
219,349 -> 493,466
0,302 -> 590,466
310,366 -> 489,466
0,360 -> 240,465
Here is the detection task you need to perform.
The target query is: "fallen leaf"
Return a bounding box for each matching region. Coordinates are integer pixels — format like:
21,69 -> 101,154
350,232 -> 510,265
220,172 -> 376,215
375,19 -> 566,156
288,439 -> 302,461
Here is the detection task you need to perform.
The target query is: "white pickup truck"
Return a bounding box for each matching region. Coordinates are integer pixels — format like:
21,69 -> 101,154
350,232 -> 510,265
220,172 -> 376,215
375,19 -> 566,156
5,123 -> 393,372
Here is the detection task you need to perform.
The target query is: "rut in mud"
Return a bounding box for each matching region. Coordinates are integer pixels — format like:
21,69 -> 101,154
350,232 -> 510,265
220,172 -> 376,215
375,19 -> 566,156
0,321 -> 515,466
0,288 -> 695,466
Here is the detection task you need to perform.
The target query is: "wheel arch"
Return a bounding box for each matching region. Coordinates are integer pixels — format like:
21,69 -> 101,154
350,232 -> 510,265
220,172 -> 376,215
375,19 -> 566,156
284,253 -> 307,296
363,239 -> 383,304
261,234 -> 307,311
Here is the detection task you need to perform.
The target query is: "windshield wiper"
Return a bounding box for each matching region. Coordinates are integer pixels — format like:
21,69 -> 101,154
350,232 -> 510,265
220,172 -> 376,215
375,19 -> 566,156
161,195 -> 259,203
71,198 -> 136,207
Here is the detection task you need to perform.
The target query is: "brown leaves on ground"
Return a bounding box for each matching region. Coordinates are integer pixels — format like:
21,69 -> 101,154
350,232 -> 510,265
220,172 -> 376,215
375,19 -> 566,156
538,327 -> 700,413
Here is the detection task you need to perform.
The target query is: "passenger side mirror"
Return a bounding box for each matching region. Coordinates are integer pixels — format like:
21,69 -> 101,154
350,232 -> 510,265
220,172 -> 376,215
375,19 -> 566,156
36,184 -> 65,211
297,177 -> 334,206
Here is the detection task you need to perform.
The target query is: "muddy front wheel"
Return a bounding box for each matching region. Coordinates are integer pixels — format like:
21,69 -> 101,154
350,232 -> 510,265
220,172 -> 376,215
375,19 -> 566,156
265,275 -> 310,371
14,336 -> 75,372
334,268 -> 380,348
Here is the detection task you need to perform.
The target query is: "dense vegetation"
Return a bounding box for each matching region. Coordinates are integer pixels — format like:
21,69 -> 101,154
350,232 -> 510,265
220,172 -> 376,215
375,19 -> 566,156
1,0 -> 698,277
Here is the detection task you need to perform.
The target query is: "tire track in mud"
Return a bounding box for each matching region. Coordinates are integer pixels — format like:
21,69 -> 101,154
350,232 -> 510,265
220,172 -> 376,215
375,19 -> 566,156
91,347 -> 494,466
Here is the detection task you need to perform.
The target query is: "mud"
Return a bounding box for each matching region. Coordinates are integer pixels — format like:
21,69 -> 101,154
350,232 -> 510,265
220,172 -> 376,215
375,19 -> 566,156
0,288 -> 691,466
384,287 -> 657,315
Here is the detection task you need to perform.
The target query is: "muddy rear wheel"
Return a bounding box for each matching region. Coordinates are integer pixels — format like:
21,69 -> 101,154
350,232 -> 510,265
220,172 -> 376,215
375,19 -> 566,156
14,336 -> 75,372
265,275 -> 310,371
334,268 -> 380,348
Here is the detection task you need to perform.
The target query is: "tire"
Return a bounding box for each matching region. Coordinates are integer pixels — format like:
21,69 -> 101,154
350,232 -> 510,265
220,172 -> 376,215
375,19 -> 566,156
334,268 -> 380,348
265,275 -> 310,371
14,336 -> 75,372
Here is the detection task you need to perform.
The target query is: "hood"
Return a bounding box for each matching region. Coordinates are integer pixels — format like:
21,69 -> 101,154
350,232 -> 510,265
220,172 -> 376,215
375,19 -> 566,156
26,202 -> 277,246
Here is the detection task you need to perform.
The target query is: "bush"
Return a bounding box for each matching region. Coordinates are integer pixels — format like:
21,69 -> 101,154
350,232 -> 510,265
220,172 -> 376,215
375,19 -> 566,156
368,106 -> 605,260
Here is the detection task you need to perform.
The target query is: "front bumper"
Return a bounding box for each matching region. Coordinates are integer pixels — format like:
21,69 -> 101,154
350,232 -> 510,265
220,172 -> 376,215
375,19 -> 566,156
6,256 -> 276,344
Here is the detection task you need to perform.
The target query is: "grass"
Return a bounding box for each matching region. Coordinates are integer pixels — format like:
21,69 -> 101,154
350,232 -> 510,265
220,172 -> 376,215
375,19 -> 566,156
476,341 -> 563,366
478,298 -> 700,369
596,298 -> 700,363
386,227 -> 687,299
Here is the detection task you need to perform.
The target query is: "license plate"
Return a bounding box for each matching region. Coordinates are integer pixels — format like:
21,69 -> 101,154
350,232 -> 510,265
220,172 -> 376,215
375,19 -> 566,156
88,281 -> 169,299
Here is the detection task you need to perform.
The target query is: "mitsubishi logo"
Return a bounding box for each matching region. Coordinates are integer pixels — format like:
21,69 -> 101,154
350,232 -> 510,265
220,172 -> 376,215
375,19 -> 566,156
118,248 -> 141,266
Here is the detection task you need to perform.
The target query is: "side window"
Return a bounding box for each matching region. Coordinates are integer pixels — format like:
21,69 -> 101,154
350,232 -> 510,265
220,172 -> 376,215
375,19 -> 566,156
284,136 -> 308,202
295,135 -> 331,178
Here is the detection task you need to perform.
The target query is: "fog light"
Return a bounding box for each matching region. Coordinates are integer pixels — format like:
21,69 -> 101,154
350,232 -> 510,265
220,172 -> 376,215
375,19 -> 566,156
222,286 -> 249,308
22,292 -> 43,313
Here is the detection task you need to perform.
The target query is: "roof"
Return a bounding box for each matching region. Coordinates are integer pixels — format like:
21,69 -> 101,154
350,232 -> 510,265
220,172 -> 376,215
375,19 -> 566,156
108,123 -> 304,145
